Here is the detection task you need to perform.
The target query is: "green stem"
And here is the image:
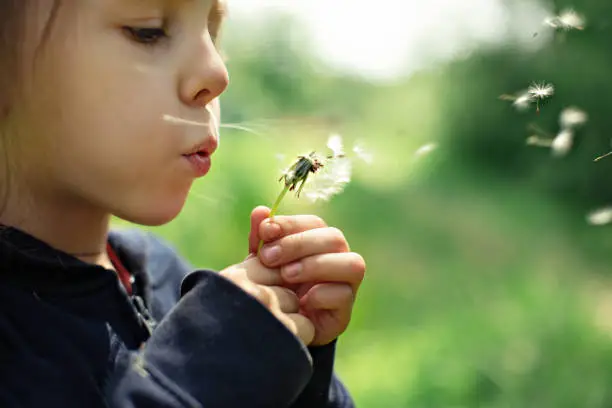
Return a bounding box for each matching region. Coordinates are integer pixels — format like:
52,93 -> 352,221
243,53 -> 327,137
257,185 -> 290,253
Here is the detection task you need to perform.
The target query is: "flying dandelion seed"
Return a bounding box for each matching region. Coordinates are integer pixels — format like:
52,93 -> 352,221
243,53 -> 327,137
513,93 -> 533,111
526,135 -> 553,147
205,105 -> 221,146
353,142 -> 374,164
559,106 -> 588,130
587,207 -> 612,226
544,9 -> 586,31
162,115 -> 208,127
415,143 -> 438,157
551,129 -> 574,157
557,9 -> 586,30
326,133 -> 346,158
500,91 -> 533,111
594,150 -> 612,162
527,82 -> 555,113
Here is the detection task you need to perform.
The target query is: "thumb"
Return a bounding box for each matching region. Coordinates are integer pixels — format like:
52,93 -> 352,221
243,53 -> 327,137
248,206 -> 271,255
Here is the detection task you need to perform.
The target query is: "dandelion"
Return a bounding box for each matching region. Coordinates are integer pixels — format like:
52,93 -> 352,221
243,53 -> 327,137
559,106 -> 588,130
587,207 -> 612,226
551,129 -> 574,157
528,81 -> 554,113
258,134 -> 356,252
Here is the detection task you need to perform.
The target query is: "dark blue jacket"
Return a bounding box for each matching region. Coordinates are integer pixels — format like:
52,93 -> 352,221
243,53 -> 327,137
0,226 -> 354,407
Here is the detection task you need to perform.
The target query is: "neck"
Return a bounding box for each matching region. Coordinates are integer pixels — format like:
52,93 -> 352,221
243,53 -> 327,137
0,186 -> 114,269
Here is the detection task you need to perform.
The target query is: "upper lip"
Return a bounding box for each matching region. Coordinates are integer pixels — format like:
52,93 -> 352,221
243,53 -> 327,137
183,135 -> 218,156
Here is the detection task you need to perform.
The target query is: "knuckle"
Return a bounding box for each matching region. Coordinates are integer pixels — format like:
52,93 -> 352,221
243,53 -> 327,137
288,232 -> 306,255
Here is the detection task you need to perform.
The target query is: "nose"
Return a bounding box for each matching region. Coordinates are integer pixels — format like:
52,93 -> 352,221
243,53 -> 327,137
179,33 -> 229,108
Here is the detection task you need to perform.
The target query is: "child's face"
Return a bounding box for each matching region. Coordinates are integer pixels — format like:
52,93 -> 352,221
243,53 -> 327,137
8,0 -> 228,225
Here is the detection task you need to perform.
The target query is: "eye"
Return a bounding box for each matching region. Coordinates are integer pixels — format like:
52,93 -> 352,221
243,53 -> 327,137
123,26 -> 168,45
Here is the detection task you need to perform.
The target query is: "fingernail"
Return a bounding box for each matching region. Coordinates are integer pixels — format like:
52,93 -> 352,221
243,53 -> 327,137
261,245 -> 281,263
263,221 -> 282,240
282,262 -> 302,280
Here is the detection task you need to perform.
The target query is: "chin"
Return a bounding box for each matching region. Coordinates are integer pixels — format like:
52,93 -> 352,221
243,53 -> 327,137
113,196 -> 189,227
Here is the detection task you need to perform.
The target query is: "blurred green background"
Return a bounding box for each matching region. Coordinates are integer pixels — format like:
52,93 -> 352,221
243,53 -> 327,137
118,0 -> 612,406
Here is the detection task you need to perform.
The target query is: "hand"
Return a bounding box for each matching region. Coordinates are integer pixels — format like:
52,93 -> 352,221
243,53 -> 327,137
219,255 -> 315,345
248,206 -> 366,346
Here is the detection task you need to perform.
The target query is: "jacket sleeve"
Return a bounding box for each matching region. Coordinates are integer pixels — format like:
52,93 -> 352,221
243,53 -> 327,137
106,269 -> 315,407
289,341 -> 355,408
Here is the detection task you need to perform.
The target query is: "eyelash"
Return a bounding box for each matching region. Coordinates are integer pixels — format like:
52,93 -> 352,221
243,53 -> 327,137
123,26 -> 169,46
123,20 -> 221,48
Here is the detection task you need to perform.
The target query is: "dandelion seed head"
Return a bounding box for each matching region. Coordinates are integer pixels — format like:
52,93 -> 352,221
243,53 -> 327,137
303,157 -> 352,202
587,207 -> 612,226
551,129 -> 574,157
559,106 -> 588,129
528,82 -> 555,100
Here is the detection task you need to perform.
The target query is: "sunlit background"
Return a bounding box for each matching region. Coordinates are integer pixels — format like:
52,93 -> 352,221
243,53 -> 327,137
119,0 -> 612,406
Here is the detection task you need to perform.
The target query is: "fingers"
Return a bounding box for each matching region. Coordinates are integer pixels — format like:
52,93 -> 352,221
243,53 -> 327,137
259,227 -> 350,267
257,285 -> 300,314
301,283 -> 355,311
221,257 -> 283,286
259,214 -> 327,243
276,313 -> 315,345
280,252 -> 366,293
300,283 -> 353,346
248,206 -> 271,255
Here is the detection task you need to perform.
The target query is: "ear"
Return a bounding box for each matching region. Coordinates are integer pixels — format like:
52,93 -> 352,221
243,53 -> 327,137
247,206 -> 271,256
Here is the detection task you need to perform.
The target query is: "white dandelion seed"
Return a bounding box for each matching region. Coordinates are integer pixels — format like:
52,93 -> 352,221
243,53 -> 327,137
206,105 -> 221,146
559,106 -> 588,130
415,143 -> 438,157
544,9 -> 586,31
527,82 -> 555,113
526,136 -> 553,147
551,129 -> 574,157
326,134 -> 345,158
528,82 -> 555,100
352,143 -> 374,164
558,9 -> 586,30
162,114 -> 208,127
500,92 -> 533,111
513,92 -> 533,111
587,207 -> 612,226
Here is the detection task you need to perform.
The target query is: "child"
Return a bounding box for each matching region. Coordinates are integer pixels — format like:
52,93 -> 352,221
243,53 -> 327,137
0,1 -> 366,407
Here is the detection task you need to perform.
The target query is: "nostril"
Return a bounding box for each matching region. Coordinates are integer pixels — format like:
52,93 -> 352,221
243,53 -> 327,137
193,88 -> 211,105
